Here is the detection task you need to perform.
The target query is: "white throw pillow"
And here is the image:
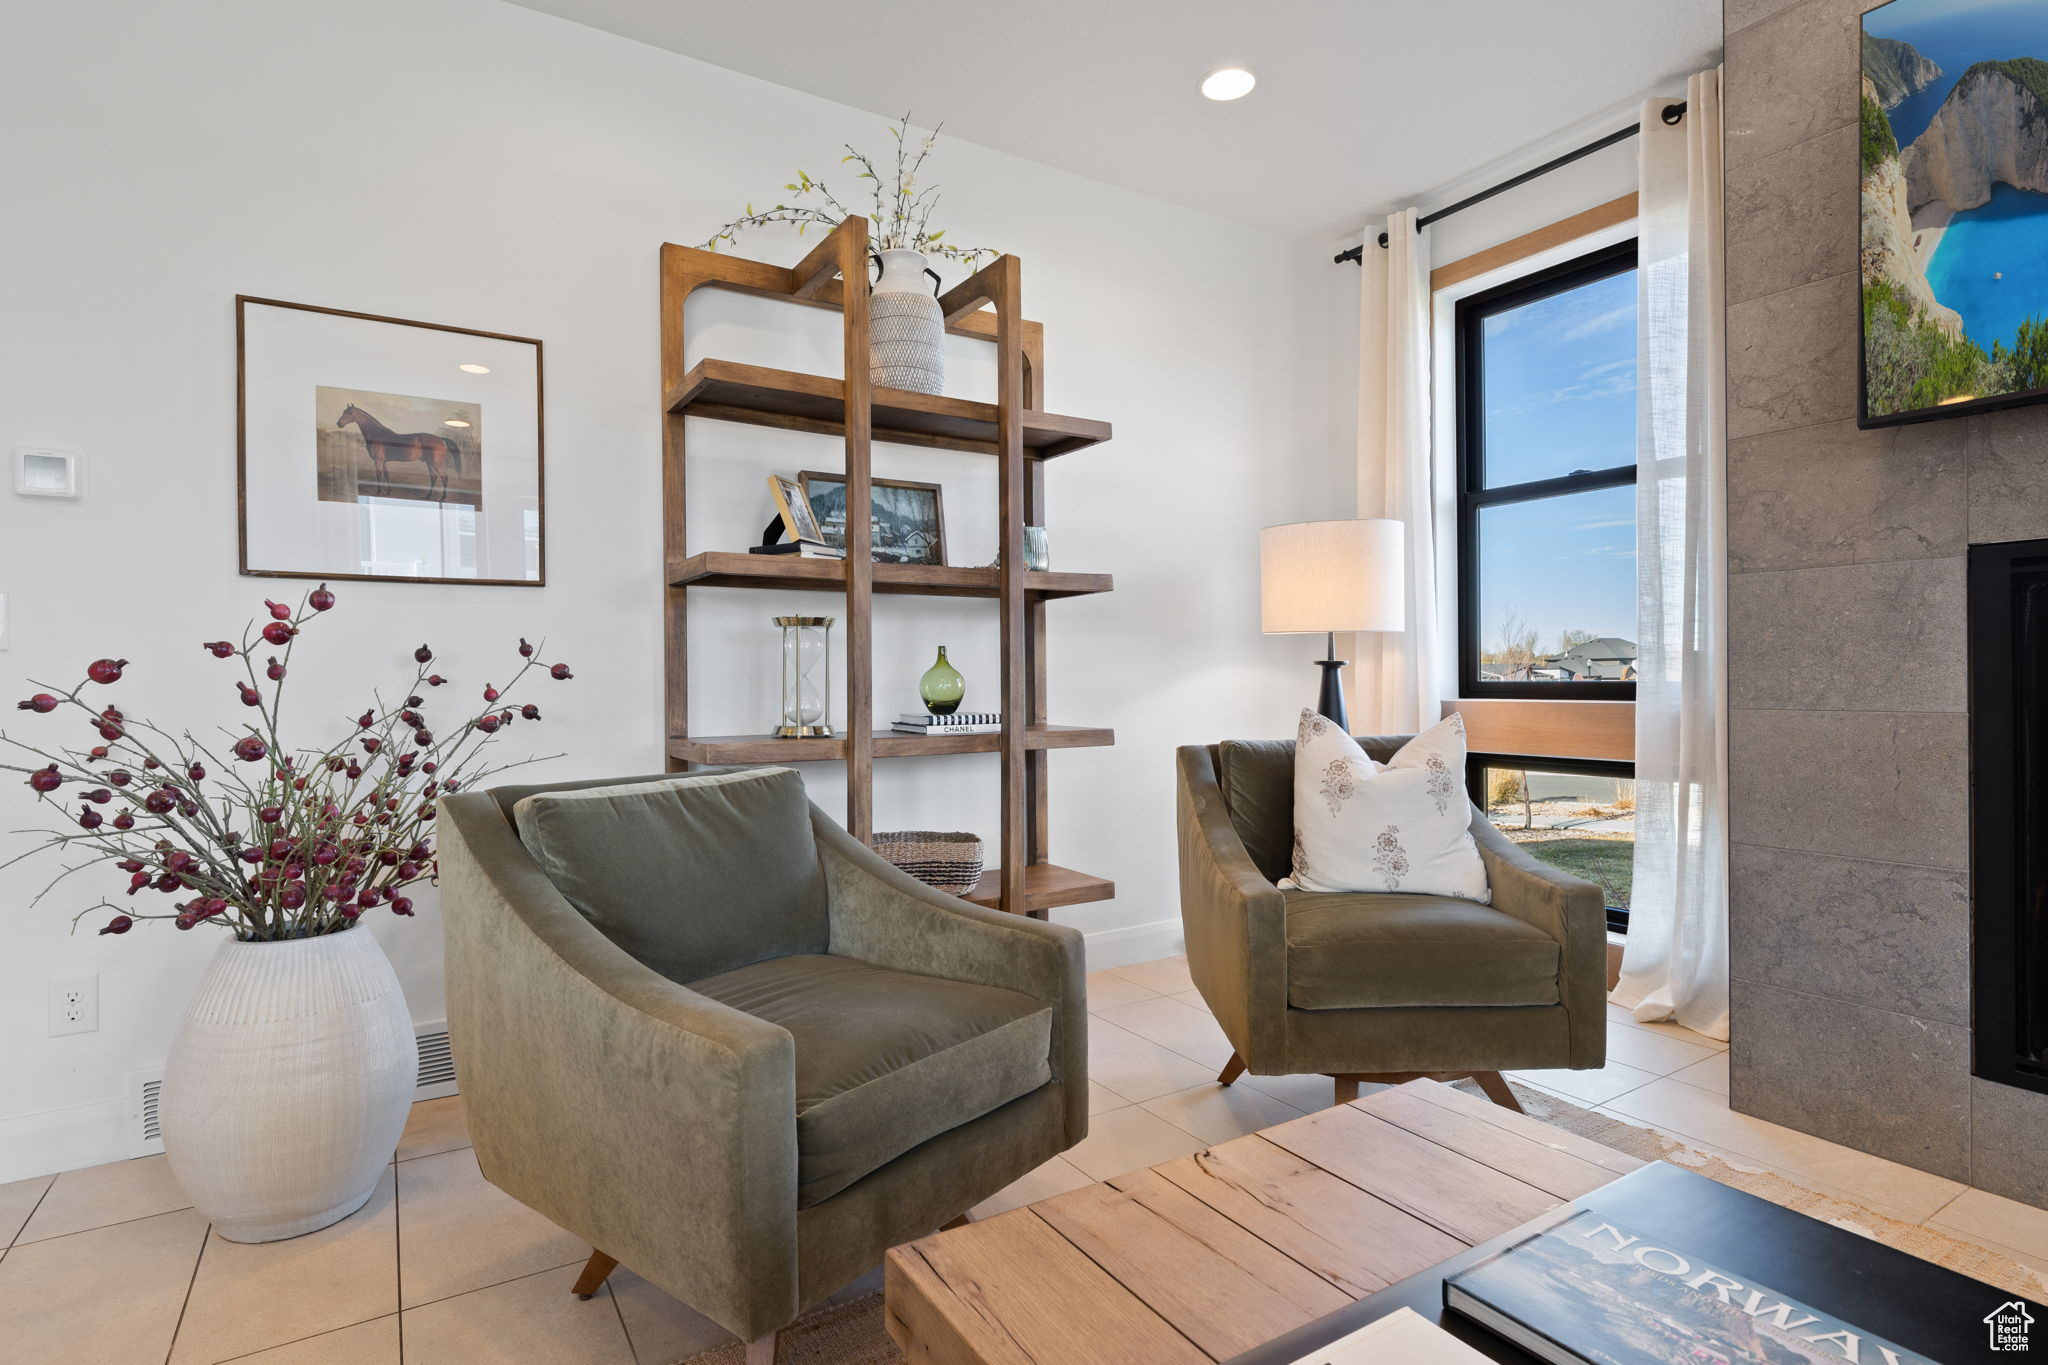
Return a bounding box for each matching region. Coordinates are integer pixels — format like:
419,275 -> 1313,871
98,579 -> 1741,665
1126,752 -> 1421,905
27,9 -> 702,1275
1282,709 -> 1490,903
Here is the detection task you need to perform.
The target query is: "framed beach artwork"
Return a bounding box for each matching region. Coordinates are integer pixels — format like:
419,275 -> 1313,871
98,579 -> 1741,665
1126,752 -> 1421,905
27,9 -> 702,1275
1860,0 -> 2048,426
237,297 -> 545,585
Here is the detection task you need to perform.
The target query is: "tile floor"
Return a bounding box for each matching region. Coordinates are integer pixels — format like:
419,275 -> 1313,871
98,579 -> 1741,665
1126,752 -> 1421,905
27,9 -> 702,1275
4,955 -> 2046,1364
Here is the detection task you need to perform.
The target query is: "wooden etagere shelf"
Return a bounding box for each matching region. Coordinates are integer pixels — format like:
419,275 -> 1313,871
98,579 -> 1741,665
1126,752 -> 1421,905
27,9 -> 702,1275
668,359 -> 1110,458
661,224 -> 1115,918
667,551 -> 1112,599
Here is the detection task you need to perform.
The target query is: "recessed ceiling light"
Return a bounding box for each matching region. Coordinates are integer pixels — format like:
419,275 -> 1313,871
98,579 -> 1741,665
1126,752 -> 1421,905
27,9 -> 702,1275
443,419 -> 471,428
1201,67 -> 1256,101
459,363 -> 490,374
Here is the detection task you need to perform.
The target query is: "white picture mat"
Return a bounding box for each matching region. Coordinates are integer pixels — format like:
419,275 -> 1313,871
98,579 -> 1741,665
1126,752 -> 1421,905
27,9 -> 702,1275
241,300 -> 541,582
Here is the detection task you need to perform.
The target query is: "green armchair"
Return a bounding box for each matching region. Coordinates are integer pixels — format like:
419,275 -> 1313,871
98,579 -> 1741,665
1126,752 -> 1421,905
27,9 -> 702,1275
440,768 -> 1086,1362
1176,738 -> 1606,1108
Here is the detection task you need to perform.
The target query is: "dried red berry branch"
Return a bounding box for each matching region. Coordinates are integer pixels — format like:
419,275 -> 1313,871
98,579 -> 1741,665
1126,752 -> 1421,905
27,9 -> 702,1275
0,585 -> 572,940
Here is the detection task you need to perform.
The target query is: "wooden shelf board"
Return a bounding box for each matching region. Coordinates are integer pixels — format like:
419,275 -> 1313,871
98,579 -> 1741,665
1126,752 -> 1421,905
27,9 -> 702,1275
963,863 -> 1115,913
669,725 -> 1113,766
667,359 -> 1111,457
668,551 -> 1111,599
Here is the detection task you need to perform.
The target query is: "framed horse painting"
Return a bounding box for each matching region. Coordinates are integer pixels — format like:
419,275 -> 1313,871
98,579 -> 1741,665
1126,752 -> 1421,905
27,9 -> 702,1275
237,297 -> 544,585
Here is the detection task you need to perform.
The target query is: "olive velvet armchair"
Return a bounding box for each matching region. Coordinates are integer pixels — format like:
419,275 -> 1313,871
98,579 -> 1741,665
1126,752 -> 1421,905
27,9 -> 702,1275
1175,737 -> 1606,1107
440,767 -> 1087,1362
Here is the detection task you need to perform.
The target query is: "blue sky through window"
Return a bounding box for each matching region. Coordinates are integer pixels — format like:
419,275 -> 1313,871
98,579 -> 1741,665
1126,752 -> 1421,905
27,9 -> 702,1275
1481,269 -> 1638,485
1474,268 -> 1638,663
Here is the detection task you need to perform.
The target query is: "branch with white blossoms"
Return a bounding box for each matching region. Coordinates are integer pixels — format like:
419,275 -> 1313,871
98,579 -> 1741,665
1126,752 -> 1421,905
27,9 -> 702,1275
700,113 -> 995,268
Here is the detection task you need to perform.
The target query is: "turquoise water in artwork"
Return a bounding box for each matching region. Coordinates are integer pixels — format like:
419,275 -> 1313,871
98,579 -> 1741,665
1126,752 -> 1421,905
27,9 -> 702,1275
1872,0 -> 2048,145
1926,183 -> 2048,351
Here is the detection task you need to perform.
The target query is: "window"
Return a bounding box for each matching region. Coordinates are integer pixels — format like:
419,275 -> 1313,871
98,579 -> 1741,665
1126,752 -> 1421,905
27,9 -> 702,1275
1468,753 -> 1635,933
1456,240 -> 1638,699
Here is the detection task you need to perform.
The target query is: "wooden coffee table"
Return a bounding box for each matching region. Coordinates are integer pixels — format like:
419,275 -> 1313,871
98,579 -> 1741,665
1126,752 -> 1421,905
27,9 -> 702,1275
884,1079 -> 1644,1364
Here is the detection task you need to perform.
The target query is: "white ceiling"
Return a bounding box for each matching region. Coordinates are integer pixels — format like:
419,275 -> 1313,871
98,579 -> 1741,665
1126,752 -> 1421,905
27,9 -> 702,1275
504,0 -> 1722,240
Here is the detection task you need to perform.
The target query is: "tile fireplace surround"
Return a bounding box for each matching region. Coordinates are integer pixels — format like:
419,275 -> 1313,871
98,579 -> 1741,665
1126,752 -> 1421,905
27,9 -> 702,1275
1724,0 -> 2048,1206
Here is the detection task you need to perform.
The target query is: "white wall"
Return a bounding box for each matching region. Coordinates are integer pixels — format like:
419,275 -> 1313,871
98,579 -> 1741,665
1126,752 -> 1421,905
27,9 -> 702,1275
0,0 -> 1347,1180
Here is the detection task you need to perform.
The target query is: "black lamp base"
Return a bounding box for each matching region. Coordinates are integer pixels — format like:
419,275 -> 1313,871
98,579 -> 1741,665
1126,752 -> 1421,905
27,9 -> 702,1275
1314,650 -> 1349,733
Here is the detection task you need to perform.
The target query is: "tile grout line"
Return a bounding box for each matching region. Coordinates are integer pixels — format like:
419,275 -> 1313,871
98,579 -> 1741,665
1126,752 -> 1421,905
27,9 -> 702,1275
1727,552 -> 1967,582
1922,1187 -> 1970,1227
399,1255 -> 592,1317
13,1202 -> 199,1252
4,1177 -> 57,1252
1725,971 -> 1970,1032
1723,835 -> 1966,877
608,1280 -> 638,1364
210,1315 -> 400,1365
160,1215 -> 212,1365
394,1156 -> 406,1361
1606,1013 -> 1729,1055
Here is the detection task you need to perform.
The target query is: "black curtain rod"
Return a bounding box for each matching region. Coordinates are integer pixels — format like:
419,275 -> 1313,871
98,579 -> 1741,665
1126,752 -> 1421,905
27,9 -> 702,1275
1333,100 -> 1686,264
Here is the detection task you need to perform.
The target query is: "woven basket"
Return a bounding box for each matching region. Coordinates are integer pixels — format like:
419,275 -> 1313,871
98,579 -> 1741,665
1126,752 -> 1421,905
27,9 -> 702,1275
872,830 -> 984,895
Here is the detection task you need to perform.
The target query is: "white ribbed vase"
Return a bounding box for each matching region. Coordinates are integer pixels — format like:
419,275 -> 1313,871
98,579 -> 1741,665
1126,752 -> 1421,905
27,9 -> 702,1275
160,927 -> 416,1242
870,248 -> 945,395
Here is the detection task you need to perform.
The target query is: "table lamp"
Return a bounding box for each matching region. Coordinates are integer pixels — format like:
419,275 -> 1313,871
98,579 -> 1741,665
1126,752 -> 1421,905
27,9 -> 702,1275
1259,519 -> 1404,732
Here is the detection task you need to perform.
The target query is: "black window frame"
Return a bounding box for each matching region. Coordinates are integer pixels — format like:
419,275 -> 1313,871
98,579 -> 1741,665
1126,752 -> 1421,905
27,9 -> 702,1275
1465,750 -> 1635,934
1455,238 -> 1640,701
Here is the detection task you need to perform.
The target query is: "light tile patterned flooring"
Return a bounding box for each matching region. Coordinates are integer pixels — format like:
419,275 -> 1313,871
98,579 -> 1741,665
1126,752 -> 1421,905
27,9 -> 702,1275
4,955 -> 2046,1363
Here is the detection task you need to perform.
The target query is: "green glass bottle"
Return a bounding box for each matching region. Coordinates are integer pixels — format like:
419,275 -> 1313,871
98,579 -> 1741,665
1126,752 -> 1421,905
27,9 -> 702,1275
919,646 -> 965,715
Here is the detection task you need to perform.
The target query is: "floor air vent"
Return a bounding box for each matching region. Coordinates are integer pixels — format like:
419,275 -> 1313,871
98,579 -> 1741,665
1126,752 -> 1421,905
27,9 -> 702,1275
129,1068 -> 165,1157
415,1022 -> 458,1099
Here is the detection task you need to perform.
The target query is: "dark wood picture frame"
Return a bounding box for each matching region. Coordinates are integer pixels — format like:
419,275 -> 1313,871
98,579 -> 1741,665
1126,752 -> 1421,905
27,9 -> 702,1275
798,469 -> 947,566
236,295 -> 546,587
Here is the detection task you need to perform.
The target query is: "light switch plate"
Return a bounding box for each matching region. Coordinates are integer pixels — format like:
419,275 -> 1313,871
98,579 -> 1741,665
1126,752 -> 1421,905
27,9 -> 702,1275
15,448 -> 83,499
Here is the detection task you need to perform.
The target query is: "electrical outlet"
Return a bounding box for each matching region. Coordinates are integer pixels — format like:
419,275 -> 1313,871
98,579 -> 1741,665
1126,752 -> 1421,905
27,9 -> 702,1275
48,975 -> 98,1036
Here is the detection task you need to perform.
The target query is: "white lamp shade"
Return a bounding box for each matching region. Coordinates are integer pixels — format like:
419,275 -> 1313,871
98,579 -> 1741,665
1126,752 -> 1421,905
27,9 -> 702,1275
1260,519 -> 1404,634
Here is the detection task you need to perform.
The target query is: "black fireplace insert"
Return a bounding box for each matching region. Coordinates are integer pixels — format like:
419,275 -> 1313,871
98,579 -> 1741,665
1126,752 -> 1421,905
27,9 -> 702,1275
1970,538 -> 2048,1098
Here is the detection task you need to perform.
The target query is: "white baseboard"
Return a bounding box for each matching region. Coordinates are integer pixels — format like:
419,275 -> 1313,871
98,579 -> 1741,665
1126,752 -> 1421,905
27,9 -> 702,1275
1081,918 -> 1185,971
0,1020 -> 459,1186
0,1096 -> 135,1185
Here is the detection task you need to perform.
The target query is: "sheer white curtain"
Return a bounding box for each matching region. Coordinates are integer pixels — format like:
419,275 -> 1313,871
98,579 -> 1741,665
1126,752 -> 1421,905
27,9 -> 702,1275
1613,70 -> 1730,1040
1352,208 -> 1442,735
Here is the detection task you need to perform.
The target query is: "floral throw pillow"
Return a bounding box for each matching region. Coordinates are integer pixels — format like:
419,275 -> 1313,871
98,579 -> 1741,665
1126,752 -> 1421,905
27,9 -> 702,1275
1281,709 -> 1489,903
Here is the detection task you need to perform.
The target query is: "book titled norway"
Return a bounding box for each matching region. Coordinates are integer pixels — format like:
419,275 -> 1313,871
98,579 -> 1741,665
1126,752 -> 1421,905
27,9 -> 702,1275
1233,1162 -> 2044,1365
1446,1207 -> 1952,1365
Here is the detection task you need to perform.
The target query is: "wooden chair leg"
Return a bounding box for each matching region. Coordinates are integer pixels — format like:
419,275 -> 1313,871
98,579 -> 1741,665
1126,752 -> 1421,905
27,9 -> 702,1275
745,1330 -> 778,1365
1470,1071 -> 1525,1113
1331,1075 -> 1361,1104
1217,1051 -> 1246,1086
571,1249 -> 618,1299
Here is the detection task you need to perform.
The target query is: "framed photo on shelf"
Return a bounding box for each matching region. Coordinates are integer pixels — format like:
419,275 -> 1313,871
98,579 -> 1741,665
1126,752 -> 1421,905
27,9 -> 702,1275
767,473 -> 828,545
799,470 -> 947,566
237,296 -> 544,585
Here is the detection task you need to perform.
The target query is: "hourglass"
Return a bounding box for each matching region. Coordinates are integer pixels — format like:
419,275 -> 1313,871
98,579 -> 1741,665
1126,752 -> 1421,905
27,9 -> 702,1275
774,616 -> 833,738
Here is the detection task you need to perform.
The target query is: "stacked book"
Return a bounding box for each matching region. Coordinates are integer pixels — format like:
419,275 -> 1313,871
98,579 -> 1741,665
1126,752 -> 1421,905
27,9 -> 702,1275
892,711 -> 1002,735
